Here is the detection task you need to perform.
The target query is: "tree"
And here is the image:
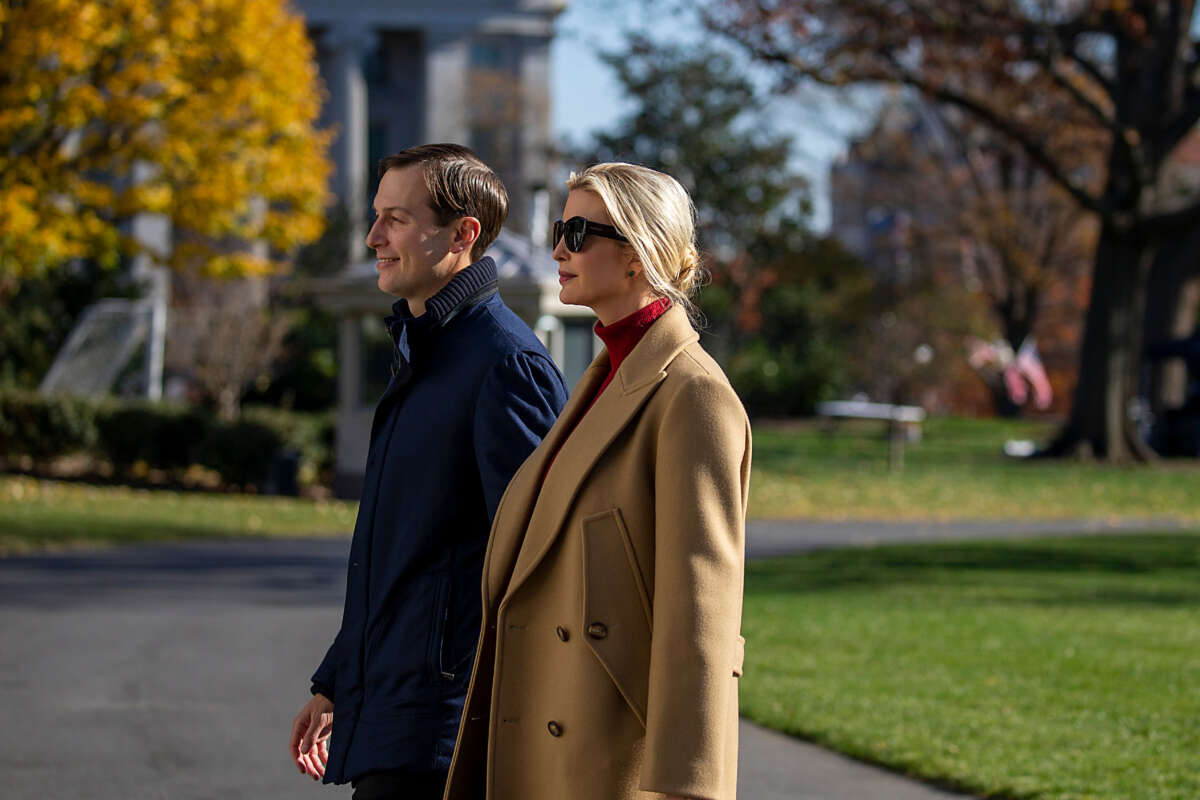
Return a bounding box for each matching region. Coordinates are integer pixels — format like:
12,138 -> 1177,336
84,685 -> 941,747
165,273 -> 292,421
575,35 -> 870,414
0,260 -> 137,388
0,0 -> 331,285
838,96 -> 1097,414
708,0 -> 1200,461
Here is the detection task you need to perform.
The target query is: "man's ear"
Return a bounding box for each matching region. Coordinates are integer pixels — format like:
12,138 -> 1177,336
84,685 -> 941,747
450,217 -> 482,255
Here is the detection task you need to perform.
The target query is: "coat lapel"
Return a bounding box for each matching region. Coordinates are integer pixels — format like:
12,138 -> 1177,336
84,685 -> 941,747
489,304 -> 699,608
482,355 -> 608,609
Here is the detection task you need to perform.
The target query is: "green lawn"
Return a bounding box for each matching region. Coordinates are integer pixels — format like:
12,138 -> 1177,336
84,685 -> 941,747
0,475 -> 357,553
741,533 -> 1200,800
4,416 -> 1199,549
751,417 -> 1200,520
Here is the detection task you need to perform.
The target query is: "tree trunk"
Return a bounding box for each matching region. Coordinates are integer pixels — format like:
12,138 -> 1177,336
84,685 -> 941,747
988,380 -> 1022,418
218,386 -> 240,423
1048,222 -> 1158,462
1143,230 -> 1200,416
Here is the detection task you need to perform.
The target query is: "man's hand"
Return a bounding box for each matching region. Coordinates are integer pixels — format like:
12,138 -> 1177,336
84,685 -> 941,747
289,693 -> 333,781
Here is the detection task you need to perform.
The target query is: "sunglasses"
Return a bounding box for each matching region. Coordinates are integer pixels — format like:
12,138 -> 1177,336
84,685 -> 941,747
552,216 -> 629,252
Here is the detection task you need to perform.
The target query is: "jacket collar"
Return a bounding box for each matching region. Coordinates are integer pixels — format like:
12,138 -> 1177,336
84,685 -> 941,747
483,302 -> 699,608
383,256 -> 499,380
384,255 -> 499,340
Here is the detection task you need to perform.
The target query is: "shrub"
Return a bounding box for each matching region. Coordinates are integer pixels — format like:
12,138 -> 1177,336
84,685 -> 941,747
1,391 -> 332,492
195,419 -> 284,488
729,338 -> 843,418
241,405 -> 335,488
95,403 -> 211,470
0,388 -> 97,461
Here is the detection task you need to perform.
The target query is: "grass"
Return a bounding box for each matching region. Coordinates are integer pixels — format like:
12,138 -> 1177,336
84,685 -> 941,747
0,475 -> 357,553
750,416 -> 1200,520
741,532 -> 1200,800
3,415 -> 1199,550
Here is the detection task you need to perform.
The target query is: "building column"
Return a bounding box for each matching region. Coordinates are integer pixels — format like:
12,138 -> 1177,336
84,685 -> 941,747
423,28 -> 469,144
323,22 -> 377,259
130,160 -> 171,401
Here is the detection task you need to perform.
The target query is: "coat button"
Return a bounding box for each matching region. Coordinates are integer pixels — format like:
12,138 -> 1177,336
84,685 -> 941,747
547,720 -> 563,737
556,626 -> 569,642
586,622 -> 608,640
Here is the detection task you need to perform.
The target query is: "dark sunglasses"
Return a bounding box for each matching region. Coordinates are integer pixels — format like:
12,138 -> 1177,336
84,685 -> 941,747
552,216 -> 629,252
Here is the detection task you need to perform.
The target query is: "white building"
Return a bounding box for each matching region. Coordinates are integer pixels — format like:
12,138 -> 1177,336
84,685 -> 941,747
293,0 -> 599,496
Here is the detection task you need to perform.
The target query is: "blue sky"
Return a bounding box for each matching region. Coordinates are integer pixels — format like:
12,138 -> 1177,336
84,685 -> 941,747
548,0 -> 880,231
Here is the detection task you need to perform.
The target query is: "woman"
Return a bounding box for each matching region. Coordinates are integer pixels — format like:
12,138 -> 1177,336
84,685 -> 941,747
444,163 -> 751,800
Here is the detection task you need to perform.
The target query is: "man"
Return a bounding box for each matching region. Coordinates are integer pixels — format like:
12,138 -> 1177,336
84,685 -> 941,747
289,144 -> 567,799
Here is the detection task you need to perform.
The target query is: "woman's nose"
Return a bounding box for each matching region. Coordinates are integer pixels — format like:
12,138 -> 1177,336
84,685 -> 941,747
552,237 -> 569,262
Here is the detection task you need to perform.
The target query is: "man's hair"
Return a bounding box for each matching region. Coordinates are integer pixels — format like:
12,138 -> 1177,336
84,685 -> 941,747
378,144 -> 508,261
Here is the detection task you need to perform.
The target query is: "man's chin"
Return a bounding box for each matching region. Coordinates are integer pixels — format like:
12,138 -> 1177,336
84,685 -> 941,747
377,273 -> 406,297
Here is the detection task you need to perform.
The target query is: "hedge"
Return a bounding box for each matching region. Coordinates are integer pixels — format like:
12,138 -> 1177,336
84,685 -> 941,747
0,388 -> 334,491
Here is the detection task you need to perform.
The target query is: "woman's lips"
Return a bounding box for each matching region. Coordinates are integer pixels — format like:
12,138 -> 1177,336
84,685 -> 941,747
558,271 -> 575,284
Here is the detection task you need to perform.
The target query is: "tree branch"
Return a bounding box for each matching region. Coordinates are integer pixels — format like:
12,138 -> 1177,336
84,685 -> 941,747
882,54 -> 1108,219
1065,47 -> 1116,99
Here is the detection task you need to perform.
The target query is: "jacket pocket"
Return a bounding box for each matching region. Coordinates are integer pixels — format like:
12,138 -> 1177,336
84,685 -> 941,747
426,574 -> 454,681
581,508 -> 653,728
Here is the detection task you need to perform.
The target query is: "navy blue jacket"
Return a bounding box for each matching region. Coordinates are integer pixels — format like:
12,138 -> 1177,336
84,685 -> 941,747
313,257 -> 567,784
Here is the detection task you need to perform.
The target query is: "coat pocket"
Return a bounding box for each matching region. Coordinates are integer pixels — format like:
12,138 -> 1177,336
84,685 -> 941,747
581,508 -> 653,728
426,574 -> 454,681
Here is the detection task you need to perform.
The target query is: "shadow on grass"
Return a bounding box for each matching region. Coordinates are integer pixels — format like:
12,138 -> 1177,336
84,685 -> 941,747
746,532 -> 1200,607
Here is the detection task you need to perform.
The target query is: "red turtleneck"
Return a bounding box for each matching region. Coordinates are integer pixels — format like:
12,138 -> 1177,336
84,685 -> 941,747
542,297 -> 672,481
587,296 -> 672,412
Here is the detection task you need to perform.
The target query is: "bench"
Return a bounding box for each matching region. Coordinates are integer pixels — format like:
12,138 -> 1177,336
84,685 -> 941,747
815,400 -> 927,471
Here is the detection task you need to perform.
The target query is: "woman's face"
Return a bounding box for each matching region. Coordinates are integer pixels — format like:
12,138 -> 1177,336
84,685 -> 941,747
553,189 -> 645,325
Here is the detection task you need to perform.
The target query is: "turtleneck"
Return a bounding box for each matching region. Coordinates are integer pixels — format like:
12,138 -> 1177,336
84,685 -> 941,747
539,297 -> 671,483
590,297 -> 672,405
382,256 -> 499,381
537,298 -> 669,483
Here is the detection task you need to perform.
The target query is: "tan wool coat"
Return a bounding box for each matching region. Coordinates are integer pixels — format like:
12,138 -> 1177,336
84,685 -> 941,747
443,304 -> 752,800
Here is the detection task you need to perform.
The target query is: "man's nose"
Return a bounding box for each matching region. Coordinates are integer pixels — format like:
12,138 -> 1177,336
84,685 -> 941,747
365,219 -> 383,249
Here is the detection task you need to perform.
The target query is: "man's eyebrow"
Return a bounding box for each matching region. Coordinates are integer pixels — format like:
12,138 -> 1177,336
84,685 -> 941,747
375,205 -> 410,215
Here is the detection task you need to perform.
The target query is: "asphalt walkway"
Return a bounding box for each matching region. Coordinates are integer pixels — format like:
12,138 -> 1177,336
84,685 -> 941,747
3,519 -> 1185,799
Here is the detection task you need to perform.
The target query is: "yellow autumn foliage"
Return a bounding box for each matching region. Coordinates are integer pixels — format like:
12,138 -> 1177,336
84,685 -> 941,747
0,0 -> 332,279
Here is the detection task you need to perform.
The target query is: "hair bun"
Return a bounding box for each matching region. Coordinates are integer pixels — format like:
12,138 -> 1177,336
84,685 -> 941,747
674,248 -> 702,294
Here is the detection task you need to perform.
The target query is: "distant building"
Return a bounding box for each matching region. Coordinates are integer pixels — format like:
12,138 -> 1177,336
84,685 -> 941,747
293,0 -> 599,496
829,98 -> 949,283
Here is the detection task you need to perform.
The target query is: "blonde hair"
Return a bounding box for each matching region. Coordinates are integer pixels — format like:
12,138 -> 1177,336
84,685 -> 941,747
566,163 -> 705,320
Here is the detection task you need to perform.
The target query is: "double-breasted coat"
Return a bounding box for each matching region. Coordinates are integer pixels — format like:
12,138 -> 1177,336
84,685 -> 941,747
444,303 -> 752,800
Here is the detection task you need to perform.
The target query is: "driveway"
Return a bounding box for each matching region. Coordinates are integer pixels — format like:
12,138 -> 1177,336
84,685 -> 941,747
9,520 -> 1164,798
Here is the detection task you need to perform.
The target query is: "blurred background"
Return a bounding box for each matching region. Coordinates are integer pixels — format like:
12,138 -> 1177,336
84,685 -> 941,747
4,0 -> 1199,511
2,2 -> 1199,798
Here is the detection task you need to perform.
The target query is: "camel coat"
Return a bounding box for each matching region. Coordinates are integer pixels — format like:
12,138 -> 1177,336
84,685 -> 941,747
443,304 -> 751,800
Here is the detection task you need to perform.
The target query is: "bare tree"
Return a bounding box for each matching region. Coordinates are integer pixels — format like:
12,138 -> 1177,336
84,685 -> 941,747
840,97 -> 1097,413
710,0 -> 1200,461
165,274 -> 293,421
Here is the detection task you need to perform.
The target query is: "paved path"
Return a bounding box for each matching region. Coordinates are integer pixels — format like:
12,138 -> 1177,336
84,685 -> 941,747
746,517 -> 1191,558
4,520 -> 1183,799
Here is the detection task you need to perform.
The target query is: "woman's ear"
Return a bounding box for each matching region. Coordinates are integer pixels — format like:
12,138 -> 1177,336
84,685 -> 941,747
626,250 -> 642,275
451,217 -> 482,254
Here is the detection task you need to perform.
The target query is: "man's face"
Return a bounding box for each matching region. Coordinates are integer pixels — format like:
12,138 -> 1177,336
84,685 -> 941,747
365,166 -> 458,301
